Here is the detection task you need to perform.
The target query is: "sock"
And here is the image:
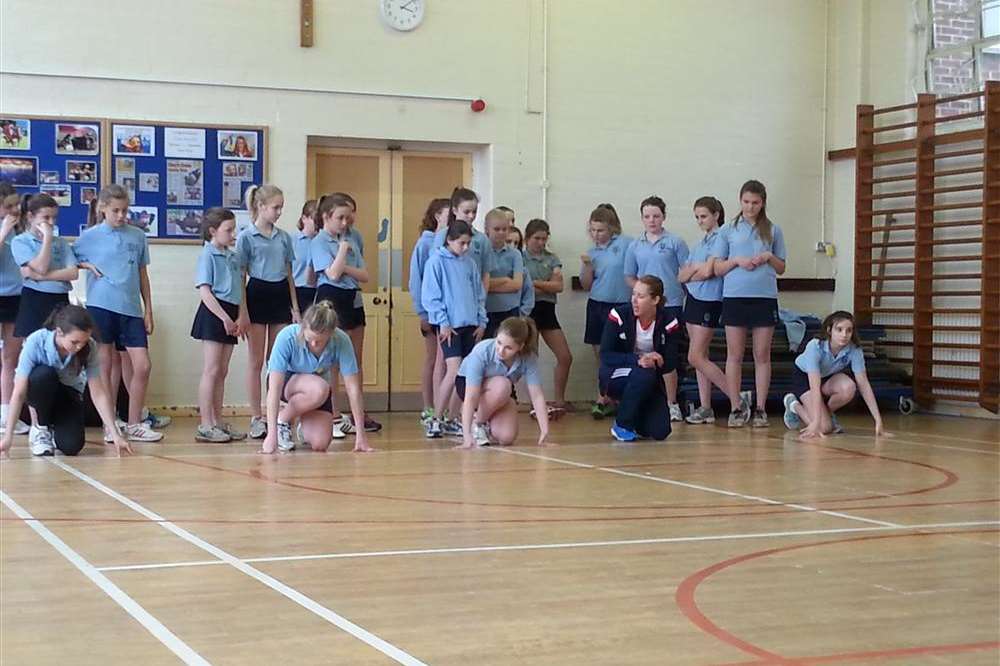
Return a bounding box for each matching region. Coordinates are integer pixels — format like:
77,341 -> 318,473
0,404 -> 8,421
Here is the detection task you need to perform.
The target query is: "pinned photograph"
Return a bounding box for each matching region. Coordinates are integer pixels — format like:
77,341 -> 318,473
40,171 -> 60,184
0,156 -> 38,187
0,119 -> 30,150
166,208 -> 202,237
55,123 -> 99,155
139,172 -> 160,192
217,131 -> 256,161
222,161 -> 254,181
80,187 -> 98,205
222,177 -> 244,208
113,124 -> 156,156
40,185 -> 72,207
166,159 -> 203,206
115,157 -> 135,178
128,206 -> 158,236
66,160 -> 97,183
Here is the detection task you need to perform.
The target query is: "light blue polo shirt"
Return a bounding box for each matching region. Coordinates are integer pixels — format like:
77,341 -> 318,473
716,218 -> 787,299
587,234 -> 633,304
523,249 -> 561,304
11,232 -> 77,295
458,338 -> 542,387
236,224 -> 294,283
434,227 -> 493,277
684,229 -> 724,303
624,230 -> 690,307
15,328 -> 100,394
292,232 -> 316,288
312,229 -> 365,290
72,222 -> 149,317
486,245 -> 524,313
794,338 -> 866,377
0,236 -> 23,297
267,324 -> 358,379
195,242 -> 244,306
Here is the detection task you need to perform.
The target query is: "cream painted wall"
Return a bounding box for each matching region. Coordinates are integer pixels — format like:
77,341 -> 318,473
2,0 -> 837,408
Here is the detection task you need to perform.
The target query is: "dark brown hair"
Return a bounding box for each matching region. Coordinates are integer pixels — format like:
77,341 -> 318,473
636,275 -> 664,303
589,205 -> 622,235
44,304 -> 95,370
297,199 -> 318,231
316,193 -> 354,228
524,218 -> 549,241
201,207 -> 236,241
21,193 -> 59,221
640,196 -> 666,215
736,179 -> 772,244
819,310 -> 862,348
449,187 -> 478,222
421,198 -> 451,232
693,196 -> 725,229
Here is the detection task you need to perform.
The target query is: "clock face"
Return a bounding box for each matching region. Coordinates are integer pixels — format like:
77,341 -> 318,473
380,0 -> 425,31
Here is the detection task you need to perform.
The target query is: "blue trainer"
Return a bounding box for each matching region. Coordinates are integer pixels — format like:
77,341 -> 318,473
610,422 -> 637,442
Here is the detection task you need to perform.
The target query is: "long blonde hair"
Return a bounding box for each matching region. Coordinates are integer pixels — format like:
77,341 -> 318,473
244,184 -> 283,222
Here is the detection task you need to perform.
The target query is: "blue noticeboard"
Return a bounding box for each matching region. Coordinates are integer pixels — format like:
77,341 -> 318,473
108,122 -> 266,241
0,116 -> 104,238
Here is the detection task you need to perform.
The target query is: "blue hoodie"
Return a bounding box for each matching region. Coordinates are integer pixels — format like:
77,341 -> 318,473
421,245 -> 487,329
407,230 -> 436,318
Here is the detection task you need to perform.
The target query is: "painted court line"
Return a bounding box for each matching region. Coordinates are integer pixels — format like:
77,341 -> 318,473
49,459 -> 427,666
847,435 -> 1000,456
0,490 -> 210,666
91,521 -> 1000,573
496,448 -> 904,528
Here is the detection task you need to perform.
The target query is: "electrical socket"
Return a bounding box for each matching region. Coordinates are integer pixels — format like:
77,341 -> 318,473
815,241 -> 827,253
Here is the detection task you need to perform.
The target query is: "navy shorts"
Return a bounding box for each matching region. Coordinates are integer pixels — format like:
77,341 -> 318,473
683,296 -> 722,329
486,307 -> 519,339
296,286 -> 317,311
14,288 -> 68,338
88,305 -> 148,349
721,297 -> 779,329
247,278 -> 293,325
441,325 -> 478,360
529,300 -> 560,331
282,373 -> 333,413
792,366 -> 856,401
191,300 -> 239,345
0,295 -> 19,323
316,284 -> 365,331
584,299 -> 623,345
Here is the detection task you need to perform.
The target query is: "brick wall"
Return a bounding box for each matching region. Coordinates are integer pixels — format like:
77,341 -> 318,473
931,0 -> 1000,113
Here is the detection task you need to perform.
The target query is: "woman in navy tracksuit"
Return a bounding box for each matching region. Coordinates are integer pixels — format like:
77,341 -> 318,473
599,275 -> 682,442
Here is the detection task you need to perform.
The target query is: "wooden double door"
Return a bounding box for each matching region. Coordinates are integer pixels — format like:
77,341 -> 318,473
306,147 -> 471,410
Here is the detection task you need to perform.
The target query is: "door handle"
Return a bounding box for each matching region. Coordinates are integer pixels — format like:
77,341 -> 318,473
372,297 -> 383,305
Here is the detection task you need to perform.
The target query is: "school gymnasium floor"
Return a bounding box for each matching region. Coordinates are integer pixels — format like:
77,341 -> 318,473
1,411 -> 997,665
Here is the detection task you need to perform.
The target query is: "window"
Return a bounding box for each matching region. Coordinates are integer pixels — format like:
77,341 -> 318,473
926,0 -> 1000,112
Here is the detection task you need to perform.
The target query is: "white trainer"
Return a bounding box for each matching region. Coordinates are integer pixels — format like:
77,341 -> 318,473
125,422 -> 164,442
29,425 -> 55,456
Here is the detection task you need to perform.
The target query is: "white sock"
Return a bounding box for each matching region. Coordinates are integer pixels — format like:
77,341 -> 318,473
0,404 -> 8,421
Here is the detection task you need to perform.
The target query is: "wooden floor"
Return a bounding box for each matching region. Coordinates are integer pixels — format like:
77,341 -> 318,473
1,411 -> 998,665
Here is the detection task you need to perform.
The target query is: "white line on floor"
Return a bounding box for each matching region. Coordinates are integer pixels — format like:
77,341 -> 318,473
0,490 -> 210,665
92,521 -> 1000,573
496,448 -> 904,527
49,459 -> 427,666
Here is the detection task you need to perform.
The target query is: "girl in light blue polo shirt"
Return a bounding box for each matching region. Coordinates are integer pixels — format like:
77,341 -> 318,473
237,183 -> 298,440
74,185 -> 161,443
714,180 -> 787,428
455,317 -> 550,448
408,198 -> 451,424
784,311 -> 891,440
292,199 -> 319,310
191,208 -> 249,444
10,194 -> 78,340
0,184 -> 28,436
624,195 -> 690,422
484,208 -> 525,338
261,301 -> 371,455
580,203 -> 632,417
678,196 -> 742,427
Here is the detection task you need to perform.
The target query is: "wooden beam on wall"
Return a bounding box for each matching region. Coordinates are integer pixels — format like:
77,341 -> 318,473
301,0 -> 314,47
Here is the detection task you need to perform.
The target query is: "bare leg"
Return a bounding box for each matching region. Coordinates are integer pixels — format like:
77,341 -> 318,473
540,328 -> 573,404
751,326 -> 775,411
124,347 -> 151,426
686,323 -> 734,408
420,331 -> 437,411
199,341 -> 227,428
246,324 -> 268,418
213,345 -> 234,425
436,357 -> 461,417
724,326 -> 747,409
1,324 -> 22,413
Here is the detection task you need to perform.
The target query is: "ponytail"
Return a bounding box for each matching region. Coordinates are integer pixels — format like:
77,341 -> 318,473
497,316 -> 538,358
449,187 -> 478,222
693,196 -> 725,229
299,300 -> 339,338
244,183 -> 283,221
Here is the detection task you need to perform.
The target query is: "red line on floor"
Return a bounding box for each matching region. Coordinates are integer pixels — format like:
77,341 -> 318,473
675,529 -> 999,663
